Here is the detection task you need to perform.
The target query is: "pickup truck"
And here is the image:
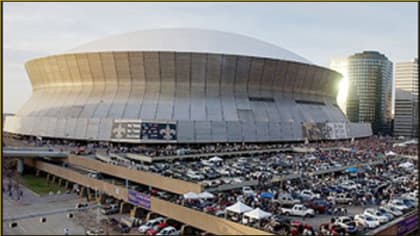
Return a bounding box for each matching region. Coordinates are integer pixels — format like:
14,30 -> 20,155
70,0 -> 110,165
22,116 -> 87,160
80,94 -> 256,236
100,204 -> 119,215
280,204 -> 315,217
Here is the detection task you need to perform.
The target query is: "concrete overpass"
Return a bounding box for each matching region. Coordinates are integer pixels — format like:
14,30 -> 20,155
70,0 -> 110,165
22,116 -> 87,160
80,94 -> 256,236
3,147 -> 68,173
24,159 -> 272,235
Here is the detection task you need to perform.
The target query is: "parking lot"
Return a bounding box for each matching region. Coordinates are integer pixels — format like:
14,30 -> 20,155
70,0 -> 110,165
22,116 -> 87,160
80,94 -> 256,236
5,135 -> 418,235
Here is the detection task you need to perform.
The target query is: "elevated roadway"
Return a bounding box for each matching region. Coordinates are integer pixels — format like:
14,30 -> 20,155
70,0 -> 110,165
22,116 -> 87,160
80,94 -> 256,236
24,159 -> 271,235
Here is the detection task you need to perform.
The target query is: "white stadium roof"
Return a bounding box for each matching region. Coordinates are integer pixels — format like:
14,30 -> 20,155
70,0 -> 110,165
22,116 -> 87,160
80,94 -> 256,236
69,28 -> 312,64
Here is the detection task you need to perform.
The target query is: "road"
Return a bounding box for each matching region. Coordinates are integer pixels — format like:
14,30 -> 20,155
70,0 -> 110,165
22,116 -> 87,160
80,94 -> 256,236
2,178 -> 85,235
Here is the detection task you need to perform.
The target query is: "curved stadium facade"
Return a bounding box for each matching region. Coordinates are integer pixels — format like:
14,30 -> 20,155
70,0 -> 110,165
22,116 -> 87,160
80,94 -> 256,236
4,29 -> 371,143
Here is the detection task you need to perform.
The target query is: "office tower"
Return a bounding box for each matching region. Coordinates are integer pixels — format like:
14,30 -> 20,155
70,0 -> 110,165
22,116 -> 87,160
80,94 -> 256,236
346,51 -> 393,135
394,59 -> 418,137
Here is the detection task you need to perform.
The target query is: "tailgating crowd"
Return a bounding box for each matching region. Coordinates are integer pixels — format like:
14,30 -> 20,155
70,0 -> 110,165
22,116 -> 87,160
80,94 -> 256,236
5,134 -> 418,235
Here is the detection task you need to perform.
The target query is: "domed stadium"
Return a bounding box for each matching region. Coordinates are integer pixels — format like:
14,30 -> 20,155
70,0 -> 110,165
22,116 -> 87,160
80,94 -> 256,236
4,28 -> 371,143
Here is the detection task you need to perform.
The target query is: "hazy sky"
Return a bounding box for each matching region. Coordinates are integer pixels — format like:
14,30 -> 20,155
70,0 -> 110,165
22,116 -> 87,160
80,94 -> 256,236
3,2 -> 418,113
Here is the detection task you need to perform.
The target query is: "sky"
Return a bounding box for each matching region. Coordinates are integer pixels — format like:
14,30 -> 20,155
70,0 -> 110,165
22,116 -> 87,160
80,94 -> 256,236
3,2 -> 418,113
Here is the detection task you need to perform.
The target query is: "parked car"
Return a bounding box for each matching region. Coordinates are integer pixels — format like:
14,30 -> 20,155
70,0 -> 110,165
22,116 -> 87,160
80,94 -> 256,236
335,216 -> 357,234
299,189 -> 320,200
376,208 -> 395,221
354,214 -> 380,229
334,193 -> 354,205
304,199 -> 331,214
146,222 -> 168,235
388,199 -> 410,212
363,208 -> 389,224
277,194 -> 301,206
138,217 -> 166,233
118,223 -> 130,233
100,204 -> 119,215
381,205 -> 403,217
340,181 -> 359,191
319,223 -> 346,236
242,186 -> 255,196
157,226 -> 179,235
281,204 -> 315,217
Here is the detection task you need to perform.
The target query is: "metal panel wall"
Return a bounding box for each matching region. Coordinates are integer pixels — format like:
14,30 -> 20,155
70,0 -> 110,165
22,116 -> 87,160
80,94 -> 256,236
157,52 -> 176,120
173,53 -> 191,120
6,51 -> 364,143
190,54 -> 207,120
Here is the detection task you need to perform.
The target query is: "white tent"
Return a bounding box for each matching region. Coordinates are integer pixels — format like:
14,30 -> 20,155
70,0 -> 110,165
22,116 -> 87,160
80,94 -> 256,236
225,201 -> 253,214
209,156 -> 223,162
198,191 -> 215,199
183,192 -> 199,199
385,151 -> 397,156
243,208 -> 272,220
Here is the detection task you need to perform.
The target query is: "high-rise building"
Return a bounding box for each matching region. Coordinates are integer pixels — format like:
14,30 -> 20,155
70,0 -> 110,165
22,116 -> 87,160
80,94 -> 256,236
330,57 -> 349,114
346,51 -> 393,135
394,59 -> 418,137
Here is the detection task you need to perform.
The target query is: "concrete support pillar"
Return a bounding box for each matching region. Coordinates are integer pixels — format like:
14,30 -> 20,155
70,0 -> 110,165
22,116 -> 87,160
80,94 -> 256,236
64,181 -> 70,190
130,207 -> 145,218
86,188 -> 93,201
120,202 -> 131,214
146,212 -> 153,221
51,176 -> 56,184
46,174 -> 50,183
17,159 -> 24,175
98,194 -> 107,204
180,225 -> 192,235
35,169 -> 40,177
58,178 -> 63,186
80,187 -> 87,198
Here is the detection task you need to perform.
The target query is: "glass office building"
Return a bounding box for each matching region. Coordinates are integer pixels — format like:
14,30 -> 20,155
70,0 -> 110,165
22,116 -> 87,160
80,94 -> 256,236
394,59 -> 418,137
346,51 -> 393,135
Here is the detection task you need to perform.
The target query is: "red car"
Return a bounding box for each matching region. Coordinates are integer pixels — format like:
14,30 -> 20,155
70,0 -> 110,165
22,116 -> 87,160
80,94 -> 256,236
319,223 -> 346,236
290,220 -> 314,236
146,222 -> 168,235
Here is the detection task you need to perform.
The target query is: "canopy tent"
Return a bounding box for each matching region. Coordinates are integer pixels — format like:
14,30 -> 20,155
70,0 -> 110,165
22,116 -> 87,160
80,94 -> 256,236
260,192 -> 274,199
183,192 -> 200,199
385,151 -> 397,156
198,191 -> 215,199
209,156 -> 223,162
345,167 -> 358,173
243,208 -> 272,220
225,201 -> 253,214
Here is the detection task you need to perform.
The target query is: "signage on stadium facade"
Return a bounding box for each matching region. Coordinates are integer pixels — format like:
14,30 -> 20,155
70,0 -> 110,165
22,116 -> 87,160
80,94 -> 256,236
397,213 -> 418,236
128,190 -> 151,209
302,122 -> 348,141
110,120 -> 177,142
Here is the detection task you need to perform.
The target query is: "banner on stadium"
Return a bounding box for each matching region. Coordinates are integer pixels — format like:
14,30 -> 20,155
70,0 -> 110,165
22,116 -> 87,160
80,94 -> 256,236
128,190 -> 151,209
302,122 -> 348,140
110,120 -> 177,142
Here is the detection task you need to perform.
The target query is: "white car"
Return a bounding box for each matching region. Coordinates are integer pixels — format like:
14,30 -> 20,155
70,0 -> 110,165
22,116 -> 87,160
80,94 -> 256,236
354,214 -> 380,229
299,189 -> 320,200
388,199 -> 410,212
157,226 -> 179,235
381,205 -> 403,217
186,170 -> 204,181
340,181 -> 359,190
280,204 -> 315,217
335,216 -> 358,234
242,186 -> 255,196
403,192 -> 418,202
138,217 -> 165,233
364,208 -> 389,224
